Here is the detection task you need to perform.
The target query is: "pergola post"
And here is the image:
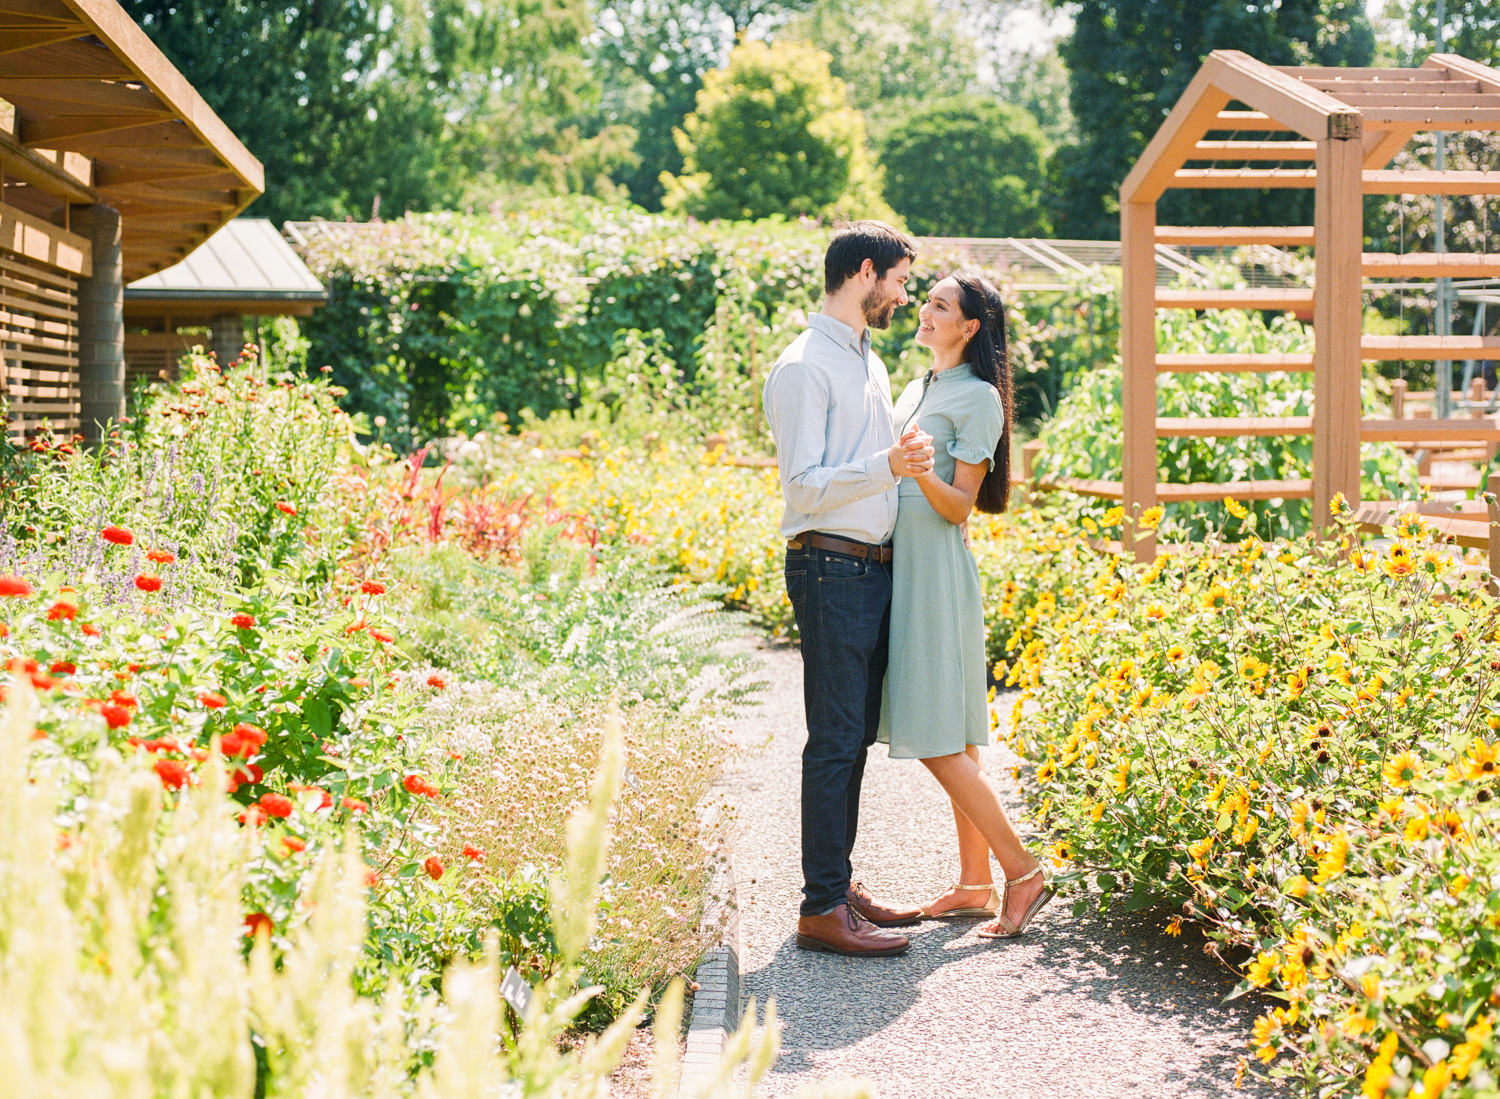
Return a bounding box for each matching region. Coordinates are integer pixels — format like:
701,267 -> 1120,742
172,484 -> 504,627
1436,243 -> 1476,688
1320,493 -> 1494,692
74,203 -> 124,447
1312,134 -> 1364,525
1121,201 -> 1158,560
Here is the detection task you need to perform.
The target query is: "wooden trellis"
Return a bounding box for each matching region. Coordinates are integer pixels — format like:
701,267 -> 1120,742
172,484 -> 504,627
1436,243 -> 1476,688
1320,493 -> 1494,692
1101,49 -> 1500,559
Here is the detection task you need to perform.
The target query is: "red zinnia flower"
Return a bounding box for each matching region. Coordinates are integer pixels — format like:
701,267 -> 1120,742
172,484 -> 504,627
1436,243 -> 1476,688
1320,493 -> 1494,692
0,575 -> 32,597
282,836 -> 306,854
423,855 -> 443,880
243,913 -> 273,937
360,581 -> 386,595
134,575 -> 163,593
153,758 -> 191,789
101,525 -> 134,546
341,796 -> 368,813
426,674 -> 446,689
46,601 -> 77,621
362,866 -> 380,887
230,612 -> 256,629
348,676 -> 370,689
232,763 -> 265,787
274,501 -> 297,516
49,661 -> 75,676
109,690 -> 138,709
80,623 -> 101,637
257,793 -> 293,819
402,774 -> 438,798
101,703 -> 131,729
462,843 -> 485,862
232,722 -> 267,751
145,549 -> 176,564
370,630 -> 393,644
238,805 -> 269,826
196,691 -> 227,709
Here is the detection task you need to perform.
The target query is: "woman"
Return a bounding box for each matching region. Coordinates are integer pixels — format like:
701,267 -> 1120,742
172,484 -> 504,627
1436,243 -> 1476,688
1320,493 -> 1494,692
877,271 -> 1052,939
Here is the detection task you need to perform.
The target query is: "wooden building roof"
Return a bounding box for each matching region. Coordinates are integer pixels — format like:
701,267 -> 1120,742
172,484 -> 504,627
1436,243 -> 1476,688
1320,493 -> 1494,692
0,0 -> 264,282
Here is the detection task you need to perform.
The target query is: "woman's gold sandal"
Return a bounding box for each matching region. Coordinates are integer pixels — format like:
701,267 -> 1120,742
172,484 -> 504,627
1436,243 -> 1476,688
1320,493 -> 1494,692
976,865 -> 1054,939
919,883 -> 1000,919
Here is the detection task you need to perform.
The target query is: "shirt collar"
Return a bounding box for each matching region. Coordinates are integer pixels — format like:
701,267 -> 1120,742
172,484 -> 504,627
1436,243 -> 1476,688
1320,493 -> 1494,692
809,312 -> 871,359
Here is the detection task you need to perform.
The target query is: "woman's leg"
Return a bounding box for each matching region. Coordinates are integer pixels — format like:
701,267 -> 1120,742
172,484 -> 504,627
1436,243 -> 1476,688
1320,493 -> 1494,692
925,747 -> 996,915
920,748 -> 1047,928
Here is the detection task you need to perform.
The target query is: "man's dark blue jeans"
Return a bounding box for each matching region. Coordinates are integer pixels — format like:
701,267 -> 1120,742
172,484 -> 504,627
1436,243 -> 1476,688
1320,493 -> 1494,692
784,540 -> 892,917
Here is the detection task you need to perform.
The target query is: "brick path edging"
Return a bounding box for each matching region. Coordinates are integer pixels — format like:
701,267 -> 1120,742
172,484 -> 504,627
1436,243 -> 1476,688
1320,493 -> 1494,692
677,855 -> 742,1099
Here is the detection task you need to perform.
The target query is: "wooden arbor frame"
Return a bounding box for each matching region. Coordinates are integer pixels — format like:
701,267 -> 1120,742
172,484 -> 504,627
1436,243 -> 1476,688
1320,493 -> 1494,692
1118,49 -> 1500,557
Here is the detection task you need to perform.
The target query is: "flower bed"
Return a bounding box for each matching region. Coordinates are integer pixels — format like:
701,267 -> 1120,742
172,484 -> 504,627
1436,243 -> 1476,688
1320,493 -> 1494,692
0,351 -> 767,1088
986,497 -> 1500,1095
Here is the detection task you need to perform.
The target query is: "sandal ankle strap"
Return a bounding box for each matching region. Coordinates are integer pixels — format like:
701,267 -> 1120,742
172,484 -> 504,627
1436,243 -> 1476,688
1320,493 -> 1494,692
1005,865 -> 1046,888
954,882 -> 995,891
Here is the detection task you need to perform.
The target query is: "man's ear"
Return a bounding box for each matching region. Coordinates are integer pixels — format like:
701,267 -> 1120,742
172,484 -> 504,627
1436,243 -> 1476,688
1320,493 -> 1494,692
859,257 -> 877,283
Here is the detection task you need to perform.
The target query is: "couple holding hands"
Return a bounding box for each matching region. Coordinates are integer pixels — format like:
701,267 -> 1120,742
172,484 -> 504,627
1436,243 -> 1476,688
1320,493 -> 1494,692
762,221 -> 1052,957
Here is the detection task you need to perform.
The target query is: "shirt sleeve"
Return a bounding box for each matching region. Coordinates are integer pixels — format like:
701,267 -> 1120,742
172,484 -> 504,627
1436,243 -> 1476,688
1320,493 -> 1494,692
947,386 -> 1005,469
763,361 -> 898,515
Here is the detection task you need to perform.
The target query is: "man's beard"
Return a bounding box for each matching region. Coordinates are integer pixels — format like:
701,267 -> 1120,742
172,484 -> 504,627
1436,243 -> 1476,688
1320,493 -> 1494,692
861,288 -> 897,330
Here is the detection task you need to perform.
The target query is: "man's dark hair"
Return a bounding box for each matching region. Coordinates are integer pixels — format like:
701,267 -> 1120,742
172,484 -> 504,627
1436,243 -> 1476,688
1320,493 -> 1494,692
823,220 -> 917,296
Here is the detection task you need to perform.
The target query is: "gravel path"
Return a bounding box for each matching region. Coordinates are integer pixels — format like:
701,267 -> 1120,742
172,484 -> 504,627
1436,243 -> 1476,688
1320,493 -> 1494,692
726,641 -> 1280,1098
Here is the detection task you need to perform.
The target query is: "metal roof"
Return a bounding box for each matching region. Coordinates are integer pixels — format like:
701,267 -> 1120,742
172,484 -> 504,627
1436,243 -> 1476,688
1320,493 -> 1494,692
917,237 -> 1217,290
126,219 -> 325,304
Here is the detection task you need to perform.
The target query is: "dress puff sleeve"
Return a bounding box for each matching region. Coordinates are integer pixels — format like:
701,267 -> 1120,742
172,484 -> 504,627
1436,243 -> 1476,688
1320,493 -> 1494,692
947,383 -> 1005,469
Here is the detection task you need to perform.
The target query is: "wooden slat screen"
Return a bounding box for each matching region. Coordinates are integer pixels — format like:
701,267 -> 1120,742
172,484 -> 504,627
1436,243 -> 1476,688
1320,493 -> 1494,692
124,331 -> 195,389
1,251 -> 80,442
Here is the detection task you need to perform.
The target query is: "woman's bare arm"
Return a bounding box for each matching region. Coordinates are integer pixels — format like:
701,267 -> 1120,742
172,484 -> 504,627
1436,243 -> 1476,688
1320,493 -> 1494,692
912,458 -> 988,525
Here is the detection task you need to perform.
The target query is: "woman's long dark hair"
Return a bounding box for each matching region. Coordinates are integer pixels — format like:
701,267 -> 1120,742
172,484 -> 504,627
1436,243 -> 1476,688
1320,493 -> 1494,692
952,272 -> 1015,514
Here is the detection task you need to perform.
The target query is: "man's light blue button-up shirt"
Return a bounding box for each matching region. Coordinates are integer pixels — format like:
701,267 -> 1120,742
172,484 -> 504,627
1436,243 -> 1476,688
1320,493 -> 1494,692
762,313 -> 899,543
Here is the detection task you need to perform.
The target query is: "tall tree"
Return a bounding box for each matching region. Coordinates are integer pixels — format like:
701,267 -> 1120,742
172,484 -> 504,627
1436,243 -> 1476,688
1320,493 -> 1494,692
660,39 -> 891,222
778,0 -> 978,141
126,0 -> 616,222
591,0 -> 727,209
880,96 -> 1051,237
1053,0 -> 1375,239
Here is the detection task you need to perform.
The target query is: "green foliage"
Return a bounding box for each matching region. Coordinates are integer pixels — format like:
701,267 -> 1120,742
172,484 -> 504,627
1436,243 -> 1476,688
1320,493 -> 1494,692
1052,0 -> 1375,237
661,39 -> 894,223
1030,309 -> 1416,538
779,0 -> 979,141
880,95 -> 1052,238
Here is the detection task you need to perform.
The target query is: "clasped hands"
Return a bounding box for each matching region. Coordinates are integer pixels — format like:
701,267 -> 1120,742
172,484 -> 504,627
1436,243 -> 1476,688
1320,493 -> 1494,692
888,426 -> 935,479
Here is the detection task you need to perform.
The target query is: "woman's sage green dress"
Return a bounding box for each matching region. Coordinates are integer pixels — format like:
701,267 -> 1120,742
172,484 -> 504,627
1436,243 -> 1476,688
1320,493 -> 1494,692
878,364 -> 1005,760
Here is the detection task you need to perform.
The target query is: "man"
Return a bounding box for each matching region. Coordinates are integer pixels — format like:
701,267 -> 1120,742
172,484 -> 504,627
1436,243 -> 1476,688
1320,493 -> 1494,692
762,221 -> 934,957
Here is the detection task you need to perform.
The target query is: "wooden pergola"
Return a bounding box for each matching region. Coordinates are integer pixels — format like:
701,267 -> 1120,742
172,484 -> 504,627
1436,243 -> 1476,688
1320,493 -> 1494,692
1114,49 -> 1500,558
0,0 -> 262,440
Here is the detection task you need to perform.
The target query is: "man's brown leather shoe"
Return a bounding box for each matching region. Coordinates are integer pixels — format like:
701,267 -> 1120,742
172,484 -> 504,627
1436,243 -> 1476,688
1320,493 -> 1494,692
846,881 -> 922,928
796,904 -> 909,957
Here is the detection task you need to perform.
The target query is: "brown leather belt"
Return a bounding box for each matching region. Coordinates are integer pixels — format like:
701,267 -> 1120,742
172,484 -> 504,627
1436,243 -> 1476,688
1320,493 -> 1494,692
787,532 -> 894,564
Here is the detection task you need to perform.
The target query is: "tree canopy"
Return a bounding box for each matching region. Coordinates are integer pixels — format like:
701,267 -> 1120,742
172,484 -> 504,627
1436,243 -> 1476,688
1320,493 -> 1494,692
660,39 -> 892,223
1053,0 -> 1375,238
880,96 -> 1052,238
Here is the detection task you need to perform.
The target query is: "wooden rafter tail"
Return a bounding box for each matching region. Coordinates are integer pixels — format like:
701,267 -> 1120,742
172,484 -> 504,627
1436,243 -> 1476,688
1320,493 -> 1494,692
1425,54 -> 1500,94
1357,108 -> 1500,126
0,77 -> 167,112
